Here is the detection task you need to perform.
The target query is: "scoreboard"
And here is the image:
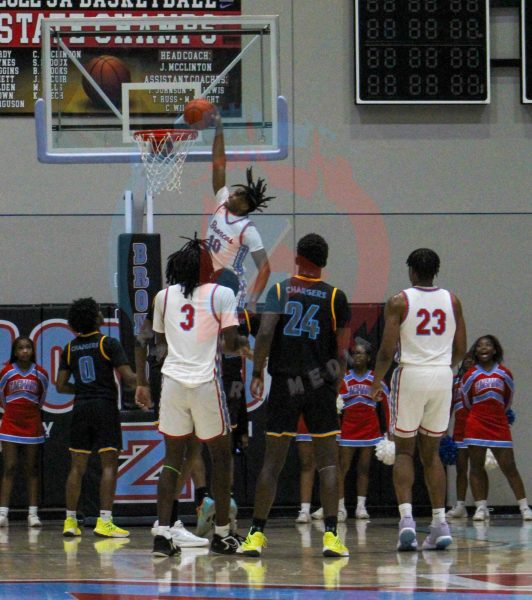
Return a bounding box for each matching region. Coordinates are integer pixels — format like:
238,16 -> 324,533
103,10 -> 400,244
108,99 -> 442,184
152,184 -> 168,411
355,0 -> 490,104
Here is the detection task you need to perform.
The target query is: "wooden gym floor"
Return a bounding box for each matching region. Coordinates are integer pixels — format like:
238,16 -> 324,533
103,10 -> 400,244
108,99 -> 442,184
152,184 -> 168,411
0,515 -> 531,598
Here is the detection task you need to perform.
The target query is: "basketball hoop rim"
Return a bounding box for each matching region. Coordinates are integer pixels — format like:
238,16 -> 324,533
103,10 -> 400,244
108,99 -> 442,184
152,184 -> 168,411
133,128 -> 198,142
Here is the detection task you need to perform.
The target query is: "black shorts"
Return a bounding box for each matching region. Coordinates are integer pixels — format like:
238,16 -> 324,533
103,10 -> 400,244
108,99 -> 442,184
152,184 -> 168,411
266,375 -> 339,437
70,398 -> 122,453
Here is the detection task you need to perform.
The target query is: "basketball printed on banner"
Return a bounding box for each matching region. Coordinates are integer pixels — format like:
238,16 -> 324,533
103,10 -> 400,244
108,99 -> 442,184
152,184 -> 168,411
82,55 -> 131,107
183,98 -> 215,130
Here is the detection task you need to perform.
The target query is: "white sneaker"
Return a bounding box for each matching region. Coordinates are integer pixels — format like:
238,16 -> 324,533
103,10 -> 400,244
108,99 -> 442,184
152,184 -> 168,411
521,507 -> 532,521
355,507 -> 370,520
311,507 -> 324,520
295,510 -> 311,524
472,506 -> 489,521
27,514 -> 42,527
0,516 -> 8,527
152,519 -> 209,547
337,508 -> 348,523
446,505 -> 468,519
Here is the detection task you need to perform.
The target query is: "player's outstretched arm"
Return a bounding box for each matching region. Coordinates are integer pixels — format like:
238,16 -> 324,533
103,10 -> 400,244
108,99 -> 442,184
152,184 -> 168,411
212,108 -> 226,194
250,311 -> 279,399
117,364 -> 137,391
248,248 -> 271,311
451,294 -> 467,369
371,294 -> 404,399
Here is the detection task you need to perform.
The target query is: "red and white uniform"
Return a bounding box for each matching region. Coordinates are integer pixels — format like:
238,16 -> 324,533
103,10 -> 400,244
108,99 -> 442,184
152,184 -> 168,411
0,363 -> 49,444
207,186 -> 264,308
153,282 -> 238,441
462,364 -> 513,448
339,370 -> 389,447
390,286 -> 456,437
450,375 -> 468,448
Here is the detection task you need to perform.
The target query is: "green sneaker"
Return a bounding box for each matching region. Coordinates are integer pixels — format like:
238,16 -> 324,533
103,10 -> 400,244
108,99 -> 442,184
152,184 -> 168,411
63,516 -> 81,537
93,517 -> 129,538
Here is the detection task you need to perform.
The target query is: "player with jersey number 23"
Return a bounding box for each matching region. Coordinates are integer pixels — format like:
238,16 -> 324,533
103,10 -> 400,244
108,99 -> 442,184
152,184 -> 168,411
371,248 -> 467,552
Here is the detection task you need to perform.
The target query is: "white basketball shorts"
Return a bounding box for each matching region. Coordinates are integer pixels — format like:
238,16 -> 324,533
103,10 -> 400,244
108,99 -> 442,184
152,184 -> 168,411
159,375 -> 231,441
389,365 -> 453,438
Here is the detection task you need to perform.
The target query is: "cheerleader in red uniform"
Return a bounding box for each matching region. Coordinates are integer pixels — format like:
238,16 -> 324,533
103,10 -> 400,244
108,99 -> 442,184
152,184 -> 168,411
0,337 -> 49,527
338,343 -> 389,520
446,353 -> 484,518
462,335 -> 532,521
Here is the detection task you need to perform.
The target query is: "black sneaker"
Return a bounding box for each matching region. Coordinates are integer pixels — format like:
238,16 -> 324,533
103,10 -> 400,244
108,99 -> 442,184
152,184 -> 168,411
210,533 -> 241,555
152,534 -> 181,557
231,531 -> 246,544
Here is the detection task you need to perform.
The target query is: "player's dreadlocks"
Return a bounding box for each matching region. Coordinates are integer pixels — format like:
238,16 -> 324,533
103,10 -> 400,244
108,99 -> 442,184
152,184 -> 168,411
68,297 -> 101,334
165,234 -> 214,299
232,167 -> 275,213
406,248 -> 440,280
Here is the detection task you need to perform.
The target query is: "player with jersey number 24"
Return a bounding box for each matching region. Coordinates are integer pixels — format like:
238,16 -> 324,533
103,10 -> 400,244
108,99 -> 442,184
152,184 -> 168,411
371,248 -> 467,552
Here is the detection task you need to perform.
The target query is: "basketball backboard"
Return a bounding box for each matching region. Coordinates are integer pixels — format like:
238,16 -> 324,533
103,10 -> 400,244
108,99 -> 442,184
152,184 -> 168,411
35,15 -> 287,163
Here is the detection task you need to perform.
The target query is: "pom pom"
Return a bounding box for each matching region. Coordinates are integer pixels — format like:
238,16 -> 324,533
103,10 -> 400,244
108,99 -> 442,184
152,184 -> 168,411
485,448 -> 499,471
439,435 -> 458,466
336,395 -> 344,415
506,408 -> 516,426
375,435 -> 395,465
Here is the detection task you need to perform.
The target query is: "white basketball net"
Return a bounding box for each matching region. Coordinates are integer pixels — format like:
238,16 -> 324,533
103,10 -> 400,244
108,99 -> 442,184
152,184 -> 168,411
134,129 -> 198,195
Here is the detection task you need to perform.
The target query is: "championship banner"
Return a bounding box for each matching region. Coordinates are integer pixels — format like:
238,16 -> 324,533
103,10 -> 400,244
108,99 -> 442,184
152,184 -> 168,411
0,0 -> 241,114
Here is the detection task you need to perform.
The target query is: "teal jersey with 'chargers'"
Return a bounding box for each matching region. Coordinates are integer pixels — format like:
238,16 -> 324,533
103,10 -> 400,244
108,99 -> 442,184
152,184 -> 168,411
265,276 -> 350,380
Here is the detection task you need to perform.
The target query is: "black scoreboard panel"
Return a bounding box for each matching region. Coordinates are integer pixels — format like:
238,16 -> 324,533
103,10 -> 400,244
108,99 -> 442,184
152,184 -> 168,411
355,0 -> 490,104
522,0 -> 532,103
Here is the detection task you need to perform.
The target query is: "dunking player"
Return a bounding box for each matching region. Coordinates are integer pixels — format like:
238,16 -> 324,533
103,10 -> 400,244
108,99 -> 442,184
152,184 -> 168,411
146,236 -> 244,557
207,108 -> 274,311
56,298 -> 137,538
371,248 -> 467,551
238,233 -> 351,558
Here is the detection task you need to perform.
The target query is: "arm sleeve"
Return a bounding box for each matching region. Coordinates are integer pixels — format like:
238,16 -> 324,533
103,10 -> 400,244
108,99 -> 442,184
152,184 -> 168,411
334,289 -> 351,328
152,290 -> 166,334
242,223 -> 264,253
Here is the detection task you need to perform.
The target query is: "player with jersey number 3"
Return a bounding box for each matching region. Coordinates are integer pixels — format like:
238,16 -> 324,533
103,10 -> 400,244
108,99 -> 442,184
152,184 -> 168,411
371,248 -> 467,552
207,106 -> 274,311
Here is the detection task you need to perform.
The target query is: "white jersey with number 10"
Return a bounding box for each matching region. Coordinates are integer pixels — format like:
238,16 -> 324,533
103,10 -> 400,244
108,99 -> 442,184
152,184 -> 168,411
152,283 -> 238,385
398,286 -> 456,367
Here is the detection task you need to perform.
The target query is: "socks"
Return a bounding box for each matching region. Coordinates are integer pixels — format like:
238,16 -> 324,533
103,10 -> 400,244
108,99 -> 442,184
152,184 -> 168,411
431,508 -> 446,526
518,498 -> 529,511
195,486 -> 210,507
399,503 -> 413,519
250,518 -> 266,534
456,500 -> 466,508
338,498 -> 346,512
475,500 -> 487,509
215,524 -> 230,538
0,507 -> 8,518
100,510 -> 112,522
324,516 -> 338,535
66,510 -> 77,520
357,496 -> 366,509
301,502 -> 311,514
28,506 -> 38,516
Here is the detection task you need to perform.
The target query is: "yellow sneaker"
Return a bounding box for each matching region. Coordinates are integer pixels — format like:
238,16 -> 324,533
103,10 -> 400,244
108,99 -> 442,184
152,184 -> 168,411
322,531 -> 349,557
236,531 -> 267,557
93,517 -> 130,538
63,516 -> 81,537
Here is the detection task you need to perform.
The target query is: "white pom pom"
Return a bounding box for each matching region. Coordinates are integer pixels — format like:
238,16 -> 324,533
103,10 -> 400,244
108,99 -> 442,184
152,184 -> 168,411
484,448 -> 499,471
336,396 -> 344,415
375,435 -> 395,465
